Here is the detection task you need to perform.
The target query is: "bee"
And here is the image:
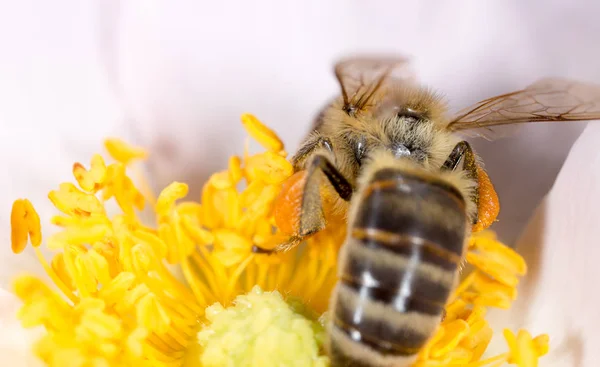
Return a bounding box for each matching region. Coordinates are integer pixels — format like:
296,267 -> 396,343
253,57 -> 600,366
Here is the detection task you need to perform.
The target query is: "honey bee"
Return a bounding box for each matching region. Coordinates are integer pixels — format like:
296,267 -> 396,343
254,56 -> 600,366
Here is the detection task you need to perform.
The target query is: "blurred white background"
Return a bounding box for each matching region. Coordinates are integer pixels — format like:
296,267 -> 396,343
0,0 -> 599,366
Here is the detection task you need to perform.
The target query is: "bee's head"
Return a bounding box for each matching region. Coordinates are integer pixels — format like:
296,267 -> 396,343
342,111 -> 433,170
354,84 -> 451,167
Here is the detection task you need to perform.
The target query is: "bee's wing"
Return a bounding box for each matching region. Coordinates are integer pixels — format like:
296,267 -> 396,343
334,56 -> 415,113
446,78 -> 600,139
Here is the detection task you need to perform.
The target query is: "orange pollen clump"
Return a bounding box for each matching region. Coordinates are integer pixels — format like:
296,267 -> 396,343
273,170 -> 307,235
473,165 -> 500,232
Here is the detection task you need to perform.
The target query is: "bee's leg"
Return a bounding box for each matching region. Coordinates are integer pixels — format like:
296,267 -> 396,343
252,153 -> 353,254
290,133 -> 333,169
441,140 -> 479,223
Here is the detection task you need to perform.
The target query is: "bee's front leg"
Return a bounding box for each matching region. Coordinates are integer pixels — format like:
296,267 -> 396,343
441,140 -> 479,223
252,152 -> 353,254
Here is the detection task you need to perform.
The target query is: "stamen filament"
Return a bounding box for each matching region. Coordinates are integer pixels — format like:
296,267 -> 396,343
180,259 -> 211,306
34,247 -> 78,304
225,255 -> 254,301
192,248 -> 222,300
131,163 -> 157,206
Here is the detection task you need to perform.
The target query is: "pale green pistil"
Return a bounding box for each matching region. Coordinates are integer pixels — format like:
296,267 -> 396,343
197,286 -> 330,367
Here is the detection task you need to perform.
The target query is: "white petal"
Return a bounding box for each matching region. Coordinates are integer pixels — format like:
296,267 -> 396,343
0,0 -> 126,289
487,122 -> 600,366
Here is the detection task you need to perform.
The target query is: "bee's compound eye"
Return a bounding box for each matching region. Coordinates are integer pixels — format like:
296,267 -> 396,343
398,107 -> 423,121
354,137 -> 366,163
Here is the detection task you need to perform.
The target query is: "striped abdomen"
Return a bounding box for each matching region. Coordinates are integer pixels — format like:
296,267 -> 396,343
328,167 -> 468,367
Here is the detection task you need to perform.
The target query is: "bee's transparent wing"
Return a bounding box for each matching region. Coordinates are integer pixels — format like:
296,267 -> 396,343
334,56 -> 415,113
447,78 -> 600,139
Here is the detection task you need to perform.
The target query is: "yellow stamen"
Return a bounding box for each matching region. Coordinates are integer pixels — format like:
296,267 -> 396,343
228,155 -> 243,184
34,247 -> 78,304
49,183 -> 106,217
104,138 -> 148,165
156,183 -> 189,217
240,113 -> 284,153
504,329 -> 550,367
244,152 -> 293,184
11,198 -> 42,253
72,154 -> 107,193
430,320 -> 470,357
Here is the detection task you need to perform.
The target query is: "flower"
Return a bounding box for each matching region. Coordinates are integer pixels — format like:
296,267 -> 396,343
9,113 -> 549,367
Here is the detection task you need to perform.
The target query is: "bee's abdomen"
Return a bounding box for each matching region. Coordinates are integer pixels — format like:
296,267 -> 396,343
329,168 -> 467,367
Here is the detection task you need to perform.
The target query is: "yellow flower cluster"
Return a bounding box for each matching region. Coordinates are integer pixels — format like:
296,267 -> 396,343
9,114 -> 548,367
11,144 -> 202,366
